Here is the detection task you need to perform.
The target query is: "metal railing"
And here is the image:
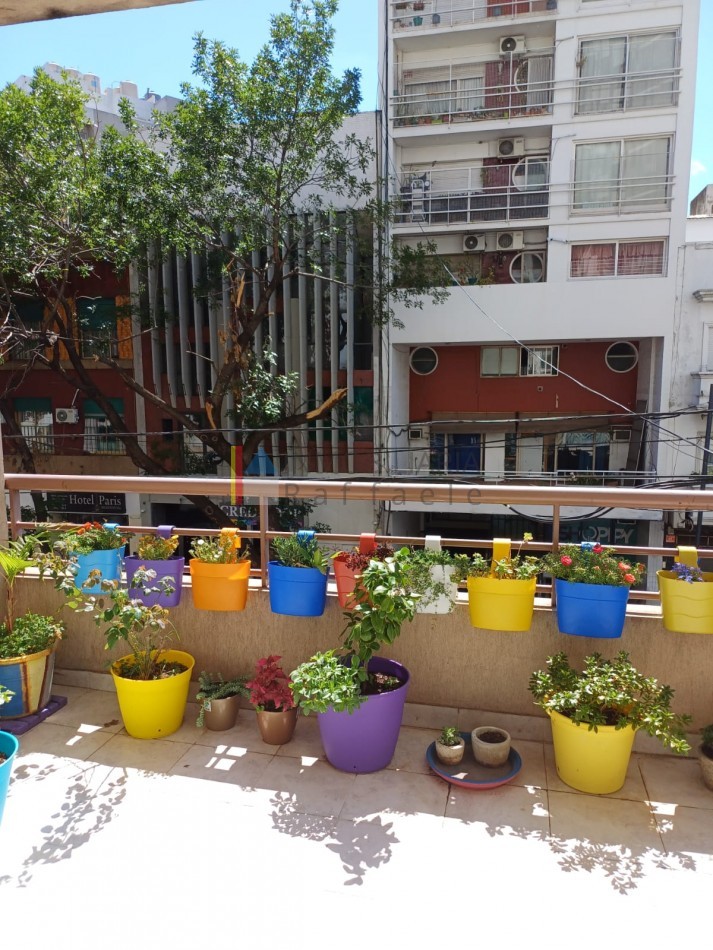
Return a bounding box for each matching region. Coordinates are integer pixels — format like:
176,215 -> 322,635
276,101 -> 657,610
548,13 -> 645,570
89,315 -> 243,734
6,472 -> 713,605
392,0 -> 557,31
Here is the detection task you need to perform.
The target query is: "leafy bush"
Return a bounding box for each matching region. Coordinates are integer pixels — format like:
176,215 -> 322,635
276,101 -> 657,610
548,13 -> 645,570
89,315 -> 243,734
195,671 -> 247,726
190,534 -> 250,564
529,651 -> 691,754
272,534 -> 328,572
0,613 -> 63,659
289,650 -> 363,715
541,543 -> 644,587
59,522 -> 127,555
137,533 -> 179,560
245,655 -> 295,711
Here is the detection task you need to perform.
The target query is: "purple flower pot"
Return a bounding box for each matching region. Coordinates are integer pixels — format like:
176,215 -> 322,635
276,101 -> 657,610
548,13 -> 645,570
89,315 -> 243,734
124,555 -> 185,608
317,657 -> 410,773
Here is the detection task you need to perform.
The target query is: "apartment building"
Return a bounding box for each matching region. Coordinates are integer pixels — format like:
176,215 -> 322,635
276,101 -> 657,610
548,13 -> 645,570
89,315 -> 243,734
378,0 -> 699,548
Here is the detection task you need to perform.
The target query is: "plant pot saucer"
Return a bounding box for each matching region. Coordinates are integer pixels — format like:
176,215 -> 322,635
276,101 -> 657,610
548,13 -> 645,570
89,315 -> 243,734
426,731 -> 522,789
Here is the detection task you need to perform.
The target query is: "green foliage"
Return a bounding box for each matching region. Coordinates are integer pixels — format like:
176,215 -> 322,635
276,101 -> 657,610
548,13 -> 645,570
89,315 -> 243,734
453,552 -> 540,581
59,522 -> 127,555
289,650 -> 363,715
0,685 -> 14,706
404,548 -> 458,612
271,534 -> 328,572
341,547 -> 418,671
137,533 -> 180,561
541,543 -> 644,587
195,671 -> 248,727
189,535 -> 250,564
529,651 -> 691,754
437,726 -> 462,748
0,613 -> 63,660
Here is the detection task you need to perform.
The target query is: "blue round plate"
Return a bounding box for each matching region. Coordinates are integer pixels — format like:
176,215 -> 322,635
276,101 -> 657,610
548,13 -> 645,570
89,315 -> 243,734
426,731 -> 522,789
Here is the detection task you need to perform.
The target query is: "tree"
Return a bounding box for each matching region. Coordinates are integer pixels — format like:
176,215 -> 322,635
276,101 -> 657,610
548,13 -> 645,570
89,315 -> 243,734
0,0 -> 440,525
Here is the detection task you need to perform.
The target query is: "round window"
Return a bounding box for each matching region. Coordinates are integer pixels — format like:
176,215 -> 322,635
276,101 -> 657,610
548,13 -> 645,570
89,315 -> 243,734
605,341 -> 638,373
410,347 -> 438,376
510,252 -> 544,284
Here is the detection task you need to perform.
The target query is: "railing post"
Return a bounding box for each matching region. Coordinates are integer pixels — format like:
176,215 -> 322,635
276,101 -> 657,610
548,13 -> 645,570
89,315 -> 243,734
8,487 -> 21,540
259,496 -> 269,588
551,503 -> 560,607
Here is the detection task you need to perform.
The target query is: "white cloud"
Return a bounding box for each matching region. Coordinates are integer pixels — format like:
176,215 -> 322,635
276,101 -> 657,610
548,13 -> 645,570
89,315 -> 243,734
691,159 -> 707,176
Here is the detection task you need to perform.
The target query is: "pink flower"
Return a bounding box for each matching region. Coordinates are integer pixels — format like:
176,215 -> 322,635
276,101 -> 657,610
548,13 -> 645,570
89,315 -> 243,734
624,573 -> 636,584
560,556 -> 572,566
618,562 -> 629,571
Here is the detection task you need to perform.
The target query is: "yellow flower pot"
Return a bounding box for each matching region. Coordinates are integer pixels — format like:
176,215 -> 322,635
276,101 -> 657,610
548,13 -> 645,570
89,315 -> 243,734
111,649 -> 195,739
549,709 -> 636,794
657,546 -> 713,634
467,576 -> 536,631
189,559 -> 250,611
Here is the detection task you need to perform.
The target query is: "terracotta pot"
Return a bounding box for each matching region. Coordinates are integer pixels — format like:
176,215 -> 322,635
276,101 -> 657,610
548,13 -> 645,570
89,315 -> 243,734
203,695 -> 241,731
472,726 -> 511,768
700,749 -> 713,792
256,707 -> 298,745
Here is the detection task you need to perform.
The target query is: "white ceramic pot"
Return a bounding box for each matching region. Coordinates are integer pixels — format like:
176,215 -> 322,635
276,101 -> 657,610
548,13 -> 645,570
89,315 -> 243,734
472,726 -> 511,768
435,737 -> 465,765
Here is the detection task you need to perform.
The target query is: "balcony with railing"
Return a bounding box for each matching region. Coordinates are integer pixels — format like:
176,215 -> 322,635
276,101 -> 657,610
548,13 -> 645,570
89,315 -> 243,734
395,159 -> 550,227
393,54 -> 554,128
391,0 -> 558,32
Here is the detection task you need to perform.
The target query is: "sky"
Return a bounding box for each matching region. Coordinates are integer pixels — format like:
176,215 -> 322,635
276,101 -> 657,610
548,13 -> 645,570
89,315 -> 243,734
0,0 -> 709,204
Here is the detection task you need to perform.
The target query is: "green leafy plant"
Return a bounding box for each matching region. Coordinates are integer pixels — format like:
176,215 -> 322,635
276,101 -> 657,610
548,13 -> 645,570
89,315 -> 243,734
195,671 -> 248,727
0,533 -> 64,657
289,650 -> 364,715
437,726 -> 462,747
271,534 -> 328,572
701,724 -> 713,760
331,542 -> 394,573
404,547 -> 458,612
137,533 -> 180,561
189,535 -> 250,564
453,536 -> 540,582
245,655 -> 296,711
541,543 -> 644,587
529,651 -> 691,754
0,685 -> 14,706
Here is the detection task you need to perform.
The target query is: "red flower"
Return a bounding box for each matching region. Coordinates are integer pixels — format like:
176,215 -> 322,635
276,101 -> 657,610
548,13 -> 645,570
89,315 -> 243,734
560,556 -> 572,566
593,544 -> 603,553
624,573 -> 636,584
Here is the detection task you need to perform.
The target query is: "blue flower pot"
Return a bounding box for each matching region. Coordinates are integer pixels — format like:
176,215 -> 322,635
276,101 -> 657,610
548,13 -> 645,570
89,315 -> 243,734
0,731 -> 19,825
74,548 -> 124,591
267,562 -> 329,617
555,579 -> 629,639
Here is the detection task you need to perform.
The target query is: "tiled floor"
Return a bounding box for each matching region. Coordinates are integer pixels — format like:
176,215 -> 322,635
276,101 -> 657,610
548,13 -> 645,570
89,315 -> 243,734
2,686 -> 713,949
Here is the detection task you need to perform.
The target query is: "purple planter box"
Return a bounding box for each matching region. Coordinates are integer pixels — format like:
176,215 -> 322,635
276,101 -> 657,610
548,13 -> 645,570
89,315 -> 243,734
124,555 -> 184,608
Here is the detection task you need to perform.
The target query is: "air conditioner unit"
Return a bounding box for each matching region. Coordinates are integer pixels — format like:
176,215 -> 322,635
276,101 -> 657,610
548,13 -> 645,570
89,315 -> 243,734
496,230 -> 525,251
500,35 -> 526,56
55,407 -> 79,424
492,137 -> 526,158
408,427 -> 425,441
612,428 -> 632,442
463,233 -> 487,252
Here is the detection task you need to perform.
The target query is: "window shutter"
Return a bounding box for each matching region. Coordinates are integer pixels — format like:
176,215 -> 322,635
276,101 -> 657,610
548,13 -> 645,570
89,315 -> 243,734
116,295 -> 133,360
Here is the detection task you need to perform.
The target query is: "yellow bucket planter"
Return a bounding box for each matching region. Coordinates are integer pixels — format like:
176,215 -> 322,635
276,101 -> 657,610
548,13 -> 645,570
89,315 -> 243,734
466,538 -> 537,632
658,546 -> 713,634
549,709 -> 636,794
111,649 -> 195,739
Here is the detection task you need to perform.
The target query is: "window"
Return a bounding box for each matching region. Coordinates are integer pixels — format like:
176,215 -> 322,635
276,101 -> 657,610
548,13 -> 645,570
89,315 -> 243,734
605,342 -> 638,373
430,432 -> 482,474
555,431 -> 610,473
410,347 -> 439,376
512,158 -> 548,192
573,138 -> 671,212
10,300 -> 45,361
521,346 -> 558,376
570,240 -> 665,277
78,297 -> 118,359
510,252 -> 544,283
15,397 -> 53,453
577,32 -> 679,114
481,346 -> 519,376
83,398 -> 124,455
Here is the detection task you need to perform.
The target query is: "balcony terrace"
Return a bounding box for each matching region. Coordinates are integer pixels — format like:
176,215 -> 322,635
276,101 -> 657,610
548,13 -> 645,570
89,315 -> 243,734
2,472 -> 713,945
391,0 -> 558,32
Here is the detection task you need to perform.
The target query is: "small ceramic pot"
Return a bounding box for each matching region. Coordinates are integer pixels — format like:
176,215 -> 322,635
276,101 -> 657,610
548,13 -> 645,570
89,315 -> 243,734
256,707 -> 298,745
700,748 -> 713,792
203,695 -> 241,731
435,738 -> 465,766
472,726 -> 511,768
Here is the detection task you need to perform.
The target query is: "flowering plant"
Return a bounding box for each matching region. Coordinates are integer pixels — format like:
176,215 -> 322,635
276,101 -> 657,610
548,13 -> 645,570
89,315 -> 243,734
59,521 -> 127,555
668,562 -> 705,583
332,543 -> 393,573
542,543 -> 644,587
245,655 -> 295,712
137,533 -> 179,561
189,534 -> 250,564
453,534 -> 540,582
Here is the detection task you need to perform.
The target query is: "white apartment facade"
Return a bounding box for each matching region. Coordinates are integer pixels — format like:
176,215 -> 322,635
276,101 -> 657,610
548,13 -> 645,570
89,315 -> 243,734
378,0 -> 700,549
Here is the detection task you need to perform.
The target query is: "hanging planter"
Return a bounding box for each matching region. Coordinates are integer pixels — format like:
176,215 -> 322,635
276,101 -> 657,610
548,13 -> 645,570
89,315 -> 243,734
457,538 -> 539,632
408,536 -> 458,615
657,547 -> 713,634
55,522 -> 126,592
124,526 -> 184,608
268,530 -> 330,617
542,543 -> 644,639
332,533 -> 393,610
189,528 -> 251,611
